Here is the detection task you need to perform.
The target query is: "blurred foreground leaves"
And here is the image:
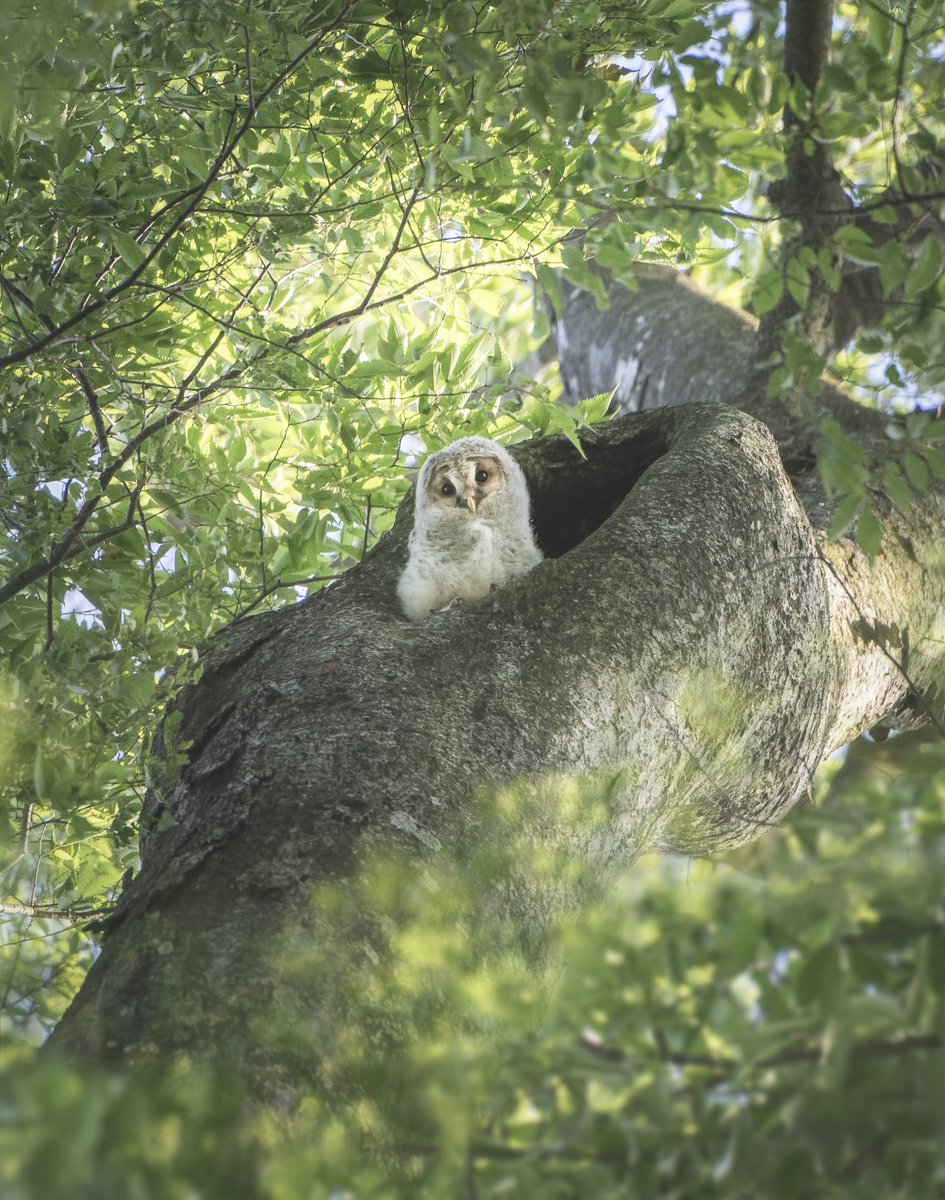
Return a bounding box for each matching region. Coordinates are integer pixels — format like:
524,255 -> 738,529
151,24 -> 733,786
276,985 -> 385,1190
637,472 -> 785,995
4,731 -> 945,1198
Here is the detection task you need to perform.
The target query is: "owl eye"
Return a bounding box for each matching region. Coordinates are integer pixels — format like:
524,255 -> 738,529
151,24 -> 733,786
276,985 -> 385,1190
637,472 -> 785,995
474,468 -> 489,484
441,480 -> 456,497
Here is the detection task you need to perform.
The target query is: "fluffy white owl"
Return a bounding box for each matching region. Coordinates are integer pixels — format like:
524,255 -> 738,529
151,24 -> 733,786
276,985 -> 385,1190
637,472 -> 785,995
397,437 -> 543,621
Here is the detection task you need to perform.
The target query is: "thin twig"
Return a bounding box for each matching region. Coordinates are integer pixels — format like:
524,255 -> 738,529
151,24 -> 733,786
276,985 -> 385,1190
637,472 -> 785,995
137,486 -> 159,623
0,900 -> 112,923
360,495 -> 373,561
69,364 -> 111,454
235,573 -> 336,619
581,1028 -> 942,1074
890,1 -> 918,195
43,569 -> 54,652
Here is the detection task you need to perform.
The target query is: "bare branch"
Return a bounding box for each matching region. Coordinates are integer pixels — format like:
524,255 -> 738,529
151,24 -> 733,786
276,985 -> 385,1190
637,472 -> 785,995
757,0 -> 850,363
234,573 -> 337,619
0,900 -> 112,924
581,1028 -> 944,1075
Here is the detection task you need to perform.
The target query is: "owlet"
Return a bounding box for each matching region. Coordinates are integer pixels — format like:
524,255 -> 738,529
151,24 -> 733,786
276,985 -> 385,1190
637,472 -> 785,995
397,437 -> 543,621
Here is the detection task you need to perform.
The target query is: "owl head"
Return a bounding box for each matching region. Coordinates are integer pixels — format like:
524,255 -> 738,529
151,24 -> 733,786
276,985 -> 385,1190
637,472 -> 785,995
416,437 -> 519,519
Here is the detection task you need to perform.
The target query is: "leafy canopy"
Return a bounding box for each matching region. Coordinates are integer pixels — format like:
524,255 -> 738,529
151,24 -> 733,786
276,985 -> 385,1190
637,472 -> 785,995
2,0 -> 691,1034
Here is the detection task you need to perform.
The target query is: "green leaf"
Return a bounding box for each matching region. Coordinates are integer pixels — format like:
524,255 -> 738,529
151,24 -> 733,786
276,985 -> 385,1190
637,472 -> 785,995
856,506 -> 883,556
110,230 -> 147,269
796,943 -> 844,1010
177,142 -> 210,179
884,461 -> 912,512
835,225 -> 882,265
870,204 -> 901,226
905,235 -> 943,300
920,444 -> 945,481
785,257 -> 811,308
750,270 -> 783,317
903,451 -> 930,493
829,492 -> 862,539
576,391 -> 615,423
878,242 -> 910,295
658,0 -> 704,18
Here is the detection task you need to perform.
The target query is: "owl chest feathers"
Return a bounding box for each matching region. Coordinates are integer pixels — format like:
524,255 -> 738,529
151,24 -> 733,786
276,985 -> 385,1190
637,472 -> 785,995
399,516 -> 537,620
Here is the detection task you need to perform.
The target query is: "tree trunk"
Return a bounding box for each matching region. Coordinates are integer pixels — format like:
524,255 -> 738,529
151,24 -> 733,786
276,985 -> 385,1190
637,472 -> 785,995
49,266 -> 945,1125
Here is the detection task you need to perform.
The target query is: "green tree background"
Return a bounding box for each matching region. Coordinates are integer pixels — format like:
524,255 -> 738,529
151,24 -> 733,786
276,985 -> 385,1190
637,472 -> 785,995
2,0 -> 945,1195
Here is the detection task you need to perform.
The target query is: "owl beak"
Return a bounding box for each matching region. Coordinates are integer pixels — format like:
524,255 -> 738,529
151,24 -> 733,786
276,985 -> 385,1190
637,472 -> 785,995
464,494 -> 478,515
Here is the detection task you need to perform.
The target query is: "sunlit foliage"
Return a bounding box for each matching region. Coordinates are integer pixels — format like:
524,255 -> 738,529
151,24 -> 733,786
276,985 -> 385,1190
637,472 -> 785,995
5,735 -> 945,1197
2,0 -> 695,1034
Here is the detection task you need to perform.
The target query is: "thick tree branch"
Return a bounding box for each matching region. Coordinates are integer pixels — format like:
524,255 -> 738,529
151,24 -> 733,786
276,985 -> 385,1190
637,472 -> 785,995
40,262 -> 945,1155
554,264 -> 945,733
749,0 -> 945,361
49,389 -> 945,1081
581,188 -> 945,228
783,0 -> 834,95
757,0 -> 850,365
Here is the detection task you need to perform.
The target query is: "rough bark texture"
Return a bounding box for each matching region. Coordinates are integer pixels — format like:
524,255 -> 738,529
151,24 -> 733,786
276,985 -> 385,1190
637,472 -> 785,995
554,265 -> 758,416
50,267 -> 945,1116
554,266 -> 945,736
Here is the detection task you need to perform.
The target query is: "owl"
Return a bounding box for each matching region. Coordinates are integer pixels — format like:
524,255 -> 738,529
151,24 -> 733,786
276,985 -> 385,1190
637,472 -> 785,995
397,437 -> 543,621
